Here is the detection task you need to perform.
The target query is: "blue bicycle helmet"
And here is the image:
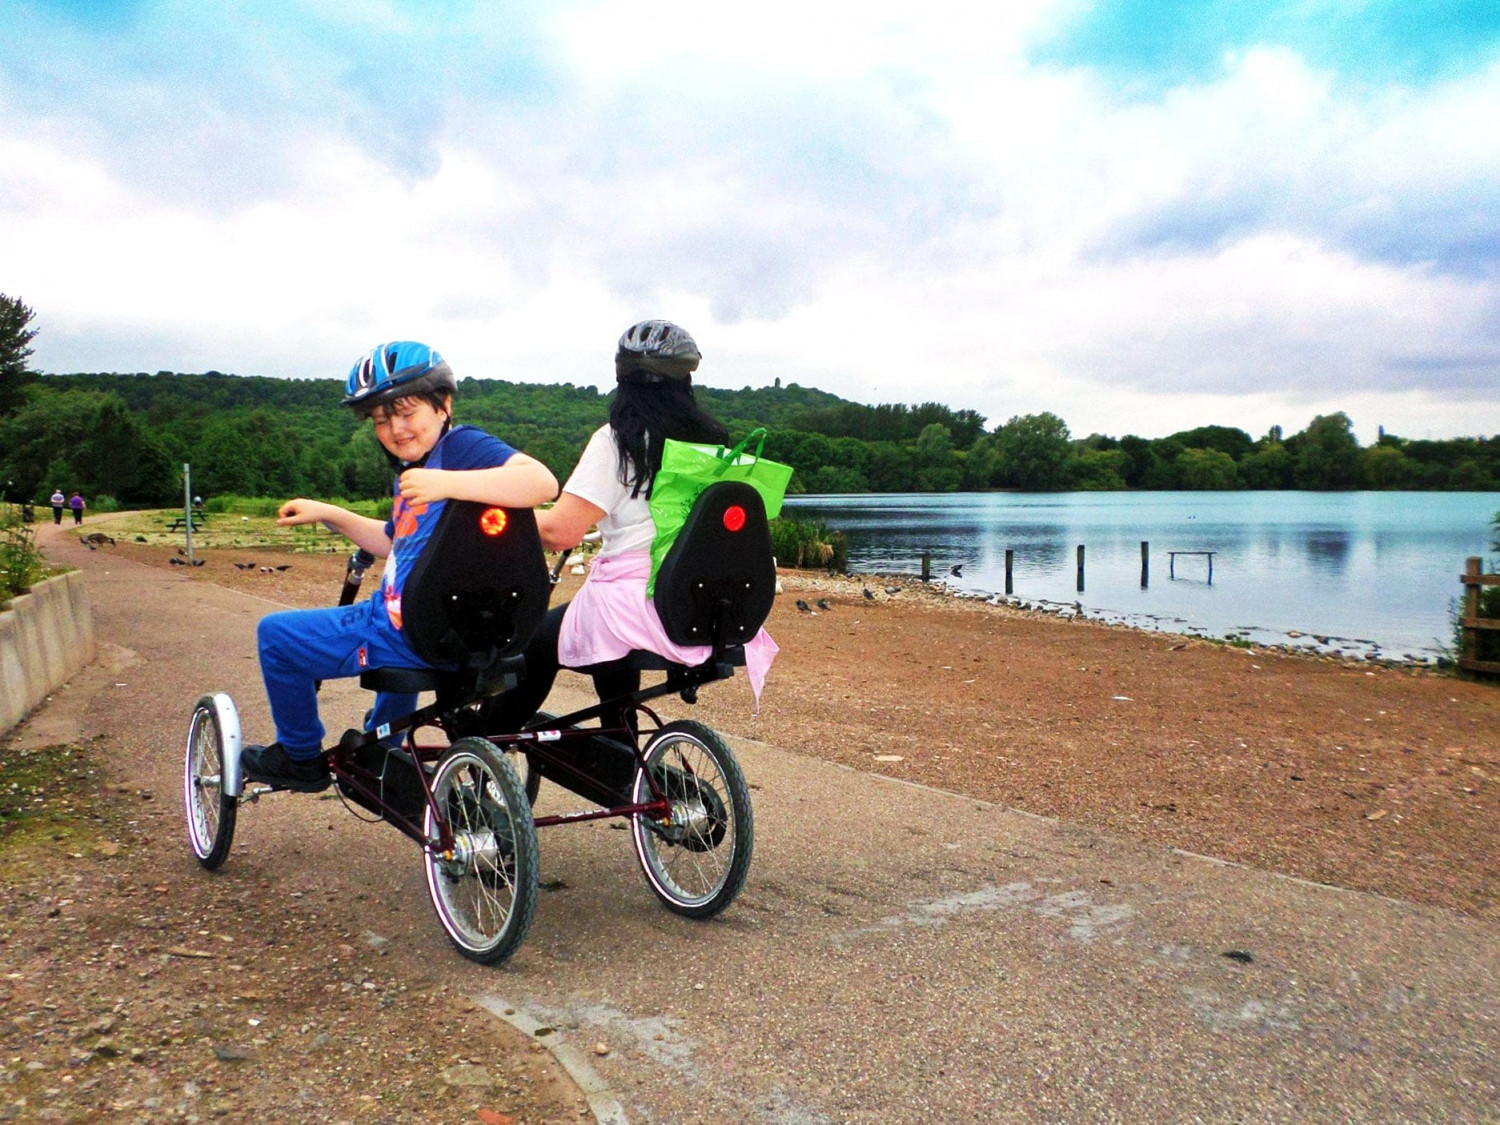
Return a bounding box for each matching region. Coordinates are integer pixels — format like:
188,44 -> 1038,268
343,341 -> 457,413
615,320 -> 700,382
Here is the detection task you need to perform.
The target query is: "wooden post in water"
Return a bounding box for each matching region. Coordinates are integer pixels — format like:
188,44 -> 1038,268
1463,556 -> 1481,666
1140,541 -> 1149,588
1004,549 -> 1014,595
920,551 -> 931,582
1076,544 -> 1085,592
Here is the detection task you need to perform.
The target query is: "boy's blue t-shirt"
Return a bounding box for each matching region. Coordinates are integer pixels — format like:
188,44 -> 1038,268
376,424 -> 518,638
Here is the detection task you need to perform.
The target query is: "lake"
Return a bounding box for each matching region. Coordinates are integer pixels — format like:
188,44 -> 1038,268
782,491 -> 1500,662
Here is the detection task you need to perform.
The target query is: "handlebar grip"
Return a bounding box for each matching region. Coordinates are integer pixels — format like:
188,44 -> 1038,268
338,548 -> 378,607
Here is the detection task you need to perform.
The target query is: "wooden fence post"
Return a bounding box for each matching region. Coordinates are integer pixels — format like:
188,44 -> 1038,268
1005,549 -> 1014,595
1140,541 -> 1149,588
1076,544 -> 1085,592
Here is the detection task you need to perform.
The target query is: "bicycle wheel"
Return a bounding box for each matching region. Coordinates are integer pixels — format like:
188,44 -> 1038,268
422,738 -> 539,965
631,720 -> 752,918
184,695 -> 238,870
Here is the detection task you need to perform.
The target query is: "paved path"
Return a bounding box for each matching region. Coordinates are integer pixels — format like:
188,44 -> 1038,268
33,519 -> 1500,1123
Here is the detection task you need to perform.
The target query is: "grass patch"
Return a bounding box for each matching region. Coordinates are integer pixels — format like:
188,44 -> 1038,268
0,742 -> 108,869
107,508 -> 361,554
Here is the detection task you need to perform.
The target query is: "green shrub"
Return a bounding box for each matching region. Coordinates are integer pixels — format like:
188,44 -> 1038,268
769,515 -> 848,571
0,508 -> 48,606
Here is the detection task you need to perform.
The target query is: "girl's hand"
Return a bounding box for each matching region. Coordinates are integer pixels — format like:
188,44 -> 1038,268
397,468 -> 449,508
277,499 -> 329,526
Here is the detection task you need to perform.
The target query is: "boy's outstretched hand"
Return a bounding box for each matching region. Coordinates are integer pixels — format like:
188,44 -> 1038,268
277,498 -> 333,526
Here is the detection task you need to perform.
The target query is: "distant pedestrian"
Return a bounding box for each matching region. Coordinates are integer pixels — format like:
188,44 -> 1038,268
50,488 -> 65,525
68,491 -> 85,525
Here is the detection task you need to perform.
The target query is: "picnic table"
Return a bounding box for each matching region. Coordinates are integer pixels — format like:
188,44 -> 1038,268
166,514 -> 208,532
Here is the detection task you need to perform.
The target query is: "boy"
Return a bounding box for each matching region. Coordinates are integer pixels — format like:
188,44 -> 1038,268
241,341 -> 558,791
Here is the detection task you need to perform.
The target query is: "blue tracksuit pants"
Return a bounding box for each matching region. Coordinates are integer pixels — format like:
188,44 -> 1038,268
257,599 -> 427,757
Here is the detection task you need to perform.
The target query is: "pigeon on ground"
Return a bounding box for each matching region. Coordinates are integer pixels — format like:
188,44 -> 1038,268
794,599 -> 813,613
259,566 -> 274,573
168,556 -> 186,566
234,562 -> 254,570
816,598 -> 832,611
274,564 -> 292,571
191,559 -> 205,567
863,587 -> 875,600
885,586 -> 901,596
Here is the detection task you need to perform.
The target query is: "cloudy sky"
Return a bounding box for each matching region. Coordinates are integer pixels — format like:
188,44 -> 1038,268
3,0 -> 1498,443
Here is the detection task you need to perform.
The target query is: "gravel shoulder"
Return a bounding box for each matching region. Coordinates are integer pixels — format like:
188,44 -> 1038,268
697,570 -> 1500,919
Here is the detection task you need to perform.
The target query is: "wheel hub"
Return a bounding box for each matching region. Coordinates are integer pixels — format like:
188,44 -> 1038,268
443,828 -> 499,876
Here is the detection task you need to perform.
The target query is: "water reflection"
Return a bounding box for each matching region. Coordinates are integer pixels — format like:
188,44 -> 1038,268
1304,531 -> 1351,573
786,491 -> 1500,659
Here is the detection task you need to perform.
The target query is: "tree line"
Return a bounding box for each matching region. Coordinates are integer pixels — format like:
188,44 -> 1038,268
768,410 -> 1500,494
1,293 -> 1496,507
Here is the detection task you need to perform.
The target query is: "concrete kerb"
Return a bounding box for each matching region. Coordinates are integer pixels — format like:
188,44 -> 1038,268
473,995 -> 630,1125
0,570 -> 96,735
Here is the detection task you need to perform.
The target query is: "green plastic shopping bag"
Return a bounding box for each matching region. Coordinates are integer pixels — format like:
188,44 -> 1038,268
647,427 -> 793,595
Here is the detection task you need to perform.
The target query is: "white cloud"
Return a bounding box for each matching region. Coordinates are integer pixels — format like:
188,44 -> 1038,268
3,1 -> 1498,442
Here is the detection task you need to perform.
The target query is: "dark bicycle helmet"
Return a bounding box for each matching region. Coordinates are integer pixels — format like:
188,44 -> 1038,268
343,341 -> 457,413
615,320 -> 701,382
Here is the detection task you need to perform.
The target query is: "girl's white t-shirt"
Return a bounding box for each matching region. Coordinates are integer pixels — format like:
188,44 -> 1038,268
562,425 -> 655,558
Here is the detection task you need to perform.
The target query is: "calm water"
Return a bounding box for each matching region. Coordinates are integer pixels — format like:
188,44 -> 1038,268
783,491 -> 1500,661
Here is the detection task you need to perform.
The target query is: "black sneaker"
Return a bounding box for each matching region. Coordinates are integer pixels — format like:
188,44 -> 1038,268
241,742 -> 330,792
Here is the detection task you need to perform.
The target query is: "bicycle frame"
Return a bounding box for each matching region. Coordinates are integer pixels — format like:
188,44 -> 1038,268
321,654 -> 736,852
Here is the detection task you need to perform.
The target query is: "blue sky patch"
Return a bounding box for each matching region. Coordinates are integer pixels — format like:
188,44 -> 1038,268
1035,0 -> 1500,88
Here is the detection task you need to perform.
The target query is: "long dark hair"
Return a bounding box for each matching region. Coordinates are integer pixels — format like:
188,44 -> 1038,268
610,374 -> 728,498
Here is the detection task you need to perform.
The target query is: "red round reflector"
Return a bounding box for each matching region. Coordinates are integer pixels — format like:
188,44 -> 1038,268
722,505 -> 746,532
479,507 -> 508,536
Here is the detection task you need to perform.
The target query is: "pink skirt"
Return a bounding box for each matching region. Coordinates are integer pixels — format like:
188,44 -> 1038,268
558,551 -> 778,706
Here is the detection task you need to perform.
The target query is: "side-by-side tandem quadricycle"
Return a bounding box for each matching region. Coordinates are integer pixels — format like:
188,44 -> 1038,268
182,482 -> 775,964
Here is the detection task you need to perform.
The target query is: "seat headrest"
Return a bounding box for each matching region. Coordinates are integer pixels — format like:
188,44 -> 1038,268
399,500 -> 551,669
652,480 -> 776,648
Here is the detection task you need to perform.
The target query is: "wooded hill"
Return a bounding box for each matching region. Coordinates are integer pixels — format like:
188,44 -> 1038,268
2,369 -> 1497,507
